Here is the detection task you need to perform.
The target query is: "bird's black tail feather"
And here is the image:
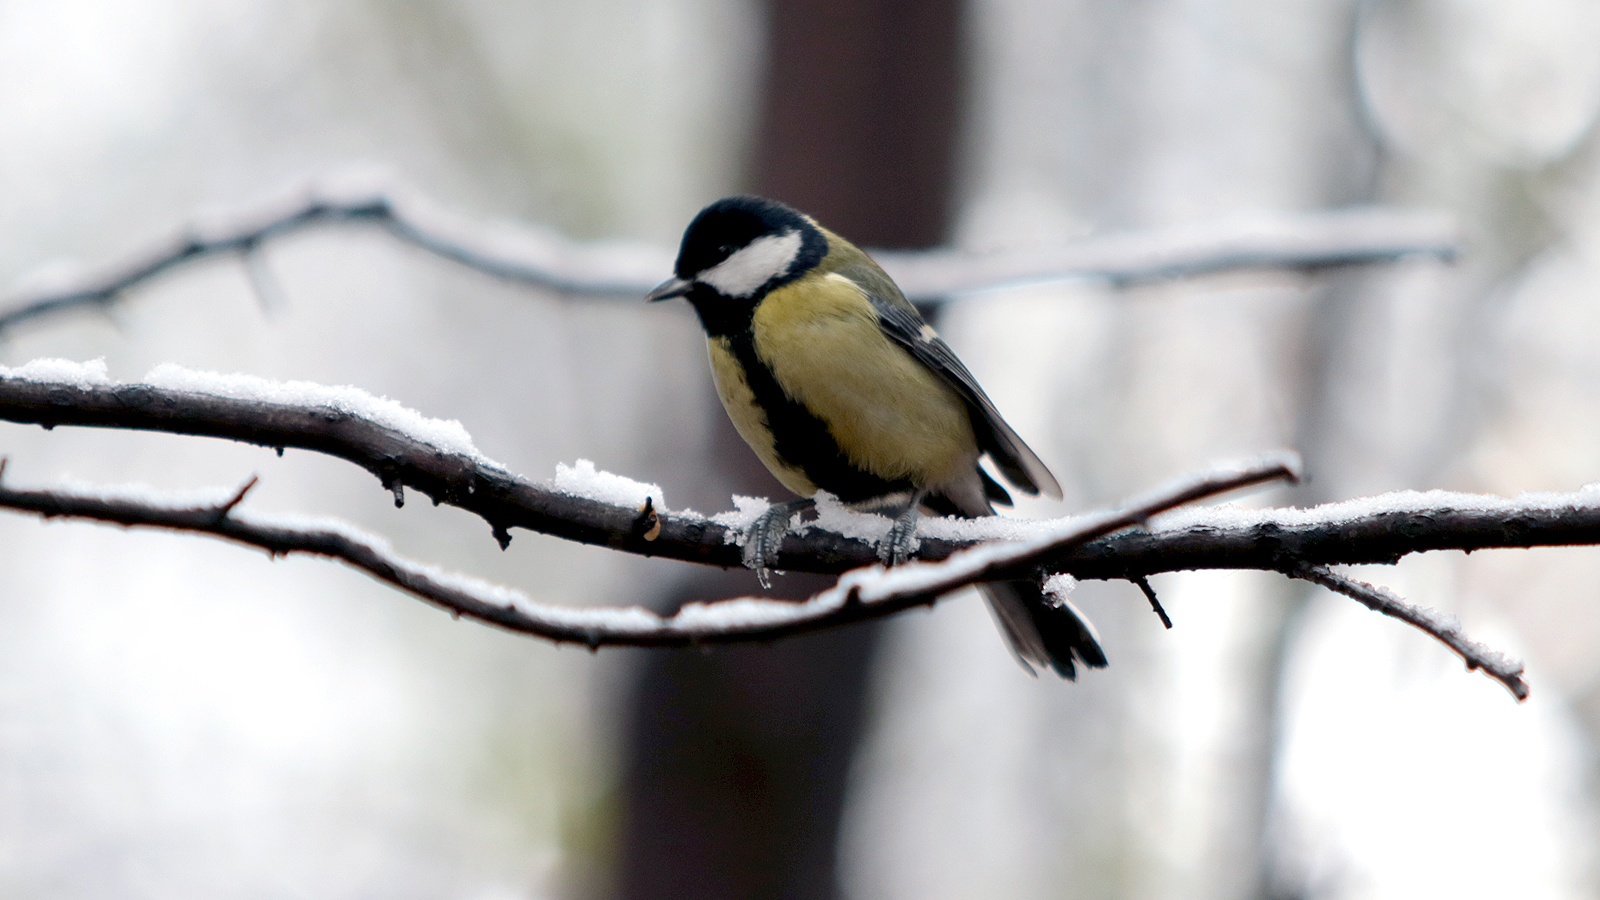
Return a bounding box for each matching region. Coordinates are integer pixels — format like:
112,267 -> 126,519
980,580 -> 1107,679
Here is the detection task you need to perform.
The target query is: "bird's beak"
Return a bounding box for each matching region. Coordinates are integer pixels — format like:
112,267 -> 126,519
646,276 -> 693,302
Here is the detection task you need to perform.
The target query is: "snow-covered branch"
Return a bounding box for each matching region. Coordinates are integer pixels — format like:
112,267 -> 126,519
4,362 -> 1600,585
0,360 -> 1564,696
0,457 -> 1289,648
0,452 -> 1531,698
1293,565 -> 1528,700
0,175 -> 1458,335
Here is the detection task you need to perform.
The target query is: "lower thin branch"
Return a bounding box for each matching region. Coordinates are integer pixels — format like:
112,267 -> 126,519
0,459 -> 1293,648
0,462 -> 1536,702
1293,564 -> 1529,701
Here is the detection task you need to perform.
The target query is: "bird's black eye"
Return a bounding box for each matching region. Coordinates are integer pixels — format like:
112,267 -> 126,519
718,243 -> 734,255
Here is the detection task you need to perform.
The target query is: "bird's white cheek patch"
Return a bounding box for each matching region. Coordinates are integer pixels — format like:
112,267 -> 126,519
700,230 -> 804,298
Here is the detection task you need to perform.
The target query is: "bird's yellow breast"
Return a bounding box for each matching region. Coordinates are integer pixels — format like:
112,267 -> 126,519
749,272 -> 977,489
706,336 -> 819,497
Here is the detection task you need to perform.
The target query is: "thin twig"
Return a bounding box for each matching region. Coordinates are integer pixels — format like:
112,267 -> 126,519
213,474 -> 259,521
1293,564 -> 1529,701
0,178 -> 1458,334
238,242 -> 288,317
1133,575 -> 1173,629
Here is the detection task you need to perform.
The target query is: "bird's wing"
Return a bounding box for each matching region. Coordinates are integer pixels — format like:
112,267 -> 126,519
835,258 -> 1063,500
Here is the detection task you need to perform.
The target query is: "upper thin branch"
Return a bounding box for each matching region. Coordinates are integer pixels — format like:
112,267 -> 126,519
875,206 -> 1458,294
2,364 -> 1600,581
0,175 -> 1458,334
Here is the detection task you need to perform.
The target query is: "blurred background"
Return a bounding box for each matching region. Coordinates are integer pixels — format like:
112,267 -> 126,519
2,0 -> 1600,897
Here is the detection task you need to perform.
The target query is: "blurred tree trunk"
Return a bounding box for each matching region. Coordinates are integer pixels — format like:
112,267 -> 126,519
613,2 -> 966,899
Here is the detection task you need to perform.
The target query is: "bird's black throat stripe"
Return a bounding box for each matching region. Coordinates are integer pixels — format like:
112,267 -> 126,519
686,290 -> 756,339
722,328 -> 911,503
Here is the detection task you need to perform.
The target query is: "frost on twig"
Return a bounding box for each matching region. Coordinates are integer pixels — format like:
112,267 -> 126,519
0,173 -> 1457,334
1293,565 -> 1530,701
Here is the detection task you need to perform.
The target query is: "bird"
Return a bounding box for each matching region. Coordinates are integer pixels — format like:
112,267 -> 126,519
648,195 -> 1106,678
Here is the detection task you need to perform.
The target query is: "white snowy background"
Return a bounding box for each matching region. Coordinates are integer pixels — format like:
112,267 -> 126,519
1,1 -> 1599,898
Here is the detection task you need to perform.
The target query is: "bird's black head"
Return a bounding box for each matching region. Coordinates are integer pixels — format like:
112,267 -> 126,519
647,197 -> 829,328
672,196 -> 825,291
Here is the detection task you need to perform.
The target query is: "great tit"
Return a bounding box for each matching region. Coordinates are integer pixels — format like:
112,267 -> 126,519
649,196 -> 1106,679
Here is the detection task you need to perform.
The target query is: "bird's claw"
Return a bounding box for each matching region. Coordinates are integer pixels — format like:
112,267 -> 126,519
878,506 -> 921,566
741,499 -> 813,588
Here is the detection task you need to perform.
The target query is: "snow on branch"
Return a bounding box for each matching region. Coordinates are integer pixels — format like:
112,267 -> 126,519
4,361 -> 1600,586
0,456 -> 1292,648
0,449 -> 1532,698
0,357 -> 703,560
0,174 -> 1457,335
1293,565 -> 1529,700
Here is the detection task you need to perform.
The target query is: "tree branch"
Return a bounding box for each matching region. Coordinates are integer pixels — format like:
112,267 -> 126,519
0,456 -> 1294,648
875,205 -> 1458,295
4,364 -> 1600,585
0,176 -> 1458,335
0,460 -> 1530,699
1293,565 -> 1529,701
0,361 -> 1556,697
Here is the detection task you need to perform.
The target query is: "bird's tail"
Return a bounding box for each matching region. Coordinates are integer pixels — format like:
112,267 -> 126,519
980,580 -> 1107,679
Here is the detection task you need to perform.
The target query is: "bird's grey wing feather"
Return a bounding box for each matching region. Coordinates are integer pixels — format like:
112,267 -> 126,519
849,273 -> 1062,500
827,255 -> 1092,678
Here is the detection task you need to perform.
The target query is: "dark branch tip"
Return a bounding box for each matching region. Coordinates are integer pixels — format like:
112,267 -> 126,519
1132,575 -> 1173,629
1274,453 -> 1305,485
492,524 -> 512,550
212,475 -> 261,522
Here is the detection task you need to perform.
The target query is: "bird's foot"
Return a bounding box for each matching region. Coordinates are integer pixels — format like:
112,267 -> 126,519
878,504 -> 922,567
742,498 -> 814,589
